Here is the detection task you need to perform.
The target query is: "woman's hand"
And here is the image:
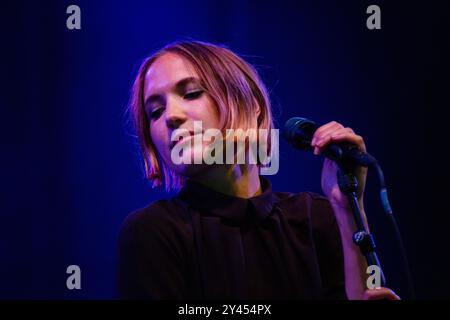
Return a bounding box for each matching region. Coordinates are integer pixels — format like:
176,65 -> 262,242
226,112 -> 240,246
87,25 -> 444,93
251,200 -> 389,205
363,287 -> 401,300
310,121 -> 367,211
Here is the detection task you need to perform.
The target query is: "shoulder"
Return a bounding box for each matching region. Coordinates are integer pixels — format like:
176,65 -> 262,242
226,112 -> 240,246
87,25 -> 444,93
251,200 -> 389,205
118,198 -> 191,247
117,199 -> 193,299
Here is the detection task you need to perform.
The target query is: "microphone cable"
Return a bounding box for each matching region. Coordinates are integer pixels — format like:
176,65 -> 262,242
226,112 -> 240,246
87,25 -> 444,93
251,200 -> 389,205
372,161 -> 416,299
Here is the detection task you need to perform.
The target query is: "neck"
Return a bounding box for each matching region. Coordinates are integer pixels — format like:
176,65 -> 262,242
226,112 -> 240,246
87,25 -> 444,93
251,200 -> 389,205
190,164 -> 262,199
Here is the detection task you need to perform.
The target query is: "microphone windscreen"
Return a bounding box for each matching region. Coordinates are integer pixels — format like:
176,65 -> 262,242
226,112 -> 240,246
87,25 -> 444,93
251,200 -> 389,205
283,117 -> 317,150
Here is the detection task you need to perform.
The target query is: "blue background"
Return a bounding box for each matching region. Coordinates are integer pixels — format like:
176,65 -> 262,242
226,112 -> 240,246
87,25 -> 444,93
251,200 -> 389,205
1,0 -> 449,299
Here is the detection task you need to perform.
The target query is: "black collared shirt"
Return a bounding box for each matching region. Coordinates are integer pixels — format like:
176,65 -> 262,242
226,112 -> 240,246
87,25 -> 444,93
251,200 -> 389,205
117,177 -> 347,299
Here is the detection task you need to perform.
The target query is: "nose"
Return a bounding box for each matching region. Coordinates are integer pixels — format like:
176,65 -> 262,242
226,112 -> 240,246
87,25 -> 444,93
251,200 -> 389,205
164,97 -> 187,130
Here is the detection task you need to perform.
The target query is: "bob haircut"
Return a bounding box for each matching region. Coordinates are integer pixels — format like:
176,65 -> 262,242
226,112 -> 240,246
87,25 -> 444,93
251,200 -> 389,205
128,40 -> 275,191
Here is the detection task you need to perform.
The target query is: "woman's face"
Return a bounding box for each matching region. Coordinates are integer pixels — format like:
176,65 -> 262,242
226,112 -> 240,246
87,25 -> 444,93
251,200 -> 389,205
143,52 -> 221,177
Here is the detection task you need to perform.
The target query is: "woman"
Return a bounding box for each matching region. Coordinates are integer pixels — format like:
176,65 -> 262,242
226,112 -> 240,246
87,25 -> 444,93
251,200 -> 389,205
118,40 -> 399,300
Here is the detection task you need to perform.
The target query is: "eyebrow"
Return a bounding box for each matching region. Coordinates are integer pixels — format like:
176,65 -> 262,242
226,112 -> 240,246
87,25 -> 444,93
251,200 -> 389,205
144,77 -> 202,108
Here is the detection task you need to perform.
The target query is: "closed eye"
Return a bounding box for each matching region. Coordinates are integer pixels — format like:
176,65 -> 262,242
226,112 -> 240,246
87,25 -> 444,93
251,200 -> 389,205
150,108 -> 164,120
184,90 -> 203,100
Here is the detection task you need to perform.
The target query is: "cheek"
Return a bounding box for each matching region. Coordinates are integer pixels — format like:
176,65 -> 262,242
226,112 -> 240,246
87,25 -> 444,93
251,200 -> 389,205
150,122 -> 167,156
199,96 -> 220,127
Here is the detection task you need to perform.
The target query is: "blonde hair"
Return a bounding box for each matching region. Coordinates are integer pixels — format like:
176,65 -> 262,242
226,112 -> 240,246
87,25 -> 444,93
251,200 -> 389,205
128,40 -> 275,191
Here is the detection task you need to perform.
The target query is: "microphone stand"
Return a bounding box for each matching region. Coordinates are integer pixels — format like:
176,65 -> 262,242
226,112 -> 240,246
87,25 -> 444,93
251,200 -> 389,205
284,118 -> 412,293
336,164 -> 386,287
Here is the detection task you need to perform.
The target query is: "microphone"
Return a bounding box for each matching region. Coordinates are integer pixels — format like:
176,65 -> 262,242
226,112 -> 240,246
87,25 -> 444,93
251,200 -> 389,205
283,117 -> 377,167
284,117 -> 418,297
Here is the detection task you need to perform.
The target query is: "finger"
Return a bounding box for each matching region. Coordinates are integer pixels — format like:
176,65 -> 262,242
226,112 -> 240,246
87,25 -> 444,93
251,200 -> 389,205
313,127 -> 353,155
330,127 -> 355,139
312,121 -> 342,145
311,121 -> 343,145
363,288 -> 401,300
329,132 -> 366,153
315,127 -> 353,147
313,134 -> 333,155
365,291 -> 400,300
314,126 -> 366,155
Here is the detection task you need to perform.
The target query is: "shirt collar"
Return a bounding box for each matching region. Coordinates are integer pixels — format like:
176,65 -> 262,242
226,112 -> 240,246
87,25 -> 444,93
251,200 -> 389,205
178,176 -> 276,225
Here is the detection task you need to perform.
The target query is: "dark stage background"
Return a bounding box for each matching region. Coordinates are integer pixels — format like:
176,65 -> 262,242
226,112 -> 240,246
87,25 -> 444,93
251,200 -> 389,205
1,0 -> 449,299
